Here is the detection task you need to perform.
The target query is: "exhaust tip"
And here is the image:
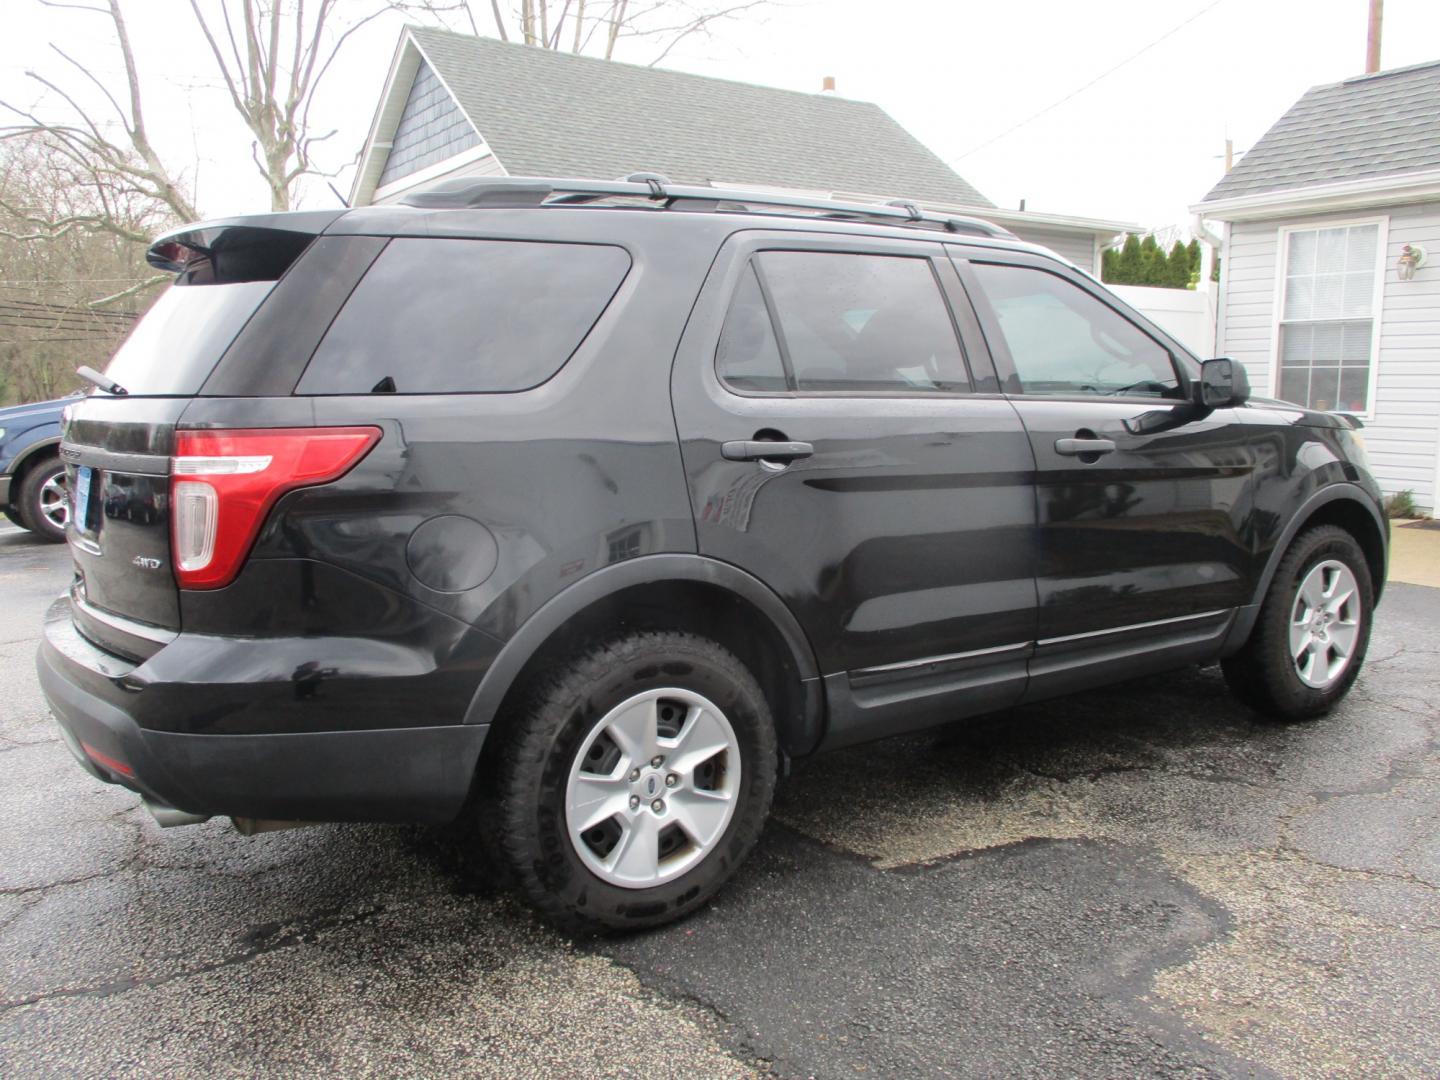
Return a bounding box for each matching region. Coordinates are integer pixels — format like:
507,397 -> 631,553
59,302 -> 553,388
230,818 -> 318,836
143,798 -> 210,828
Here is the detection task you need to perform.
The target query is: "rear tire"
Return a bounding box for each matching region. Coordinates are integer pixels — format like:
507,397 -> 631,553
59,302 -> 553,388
1,507 -> 31,532
15,456 -> 68,543
1222,525 -> 1373,720
490,631 -> 777,934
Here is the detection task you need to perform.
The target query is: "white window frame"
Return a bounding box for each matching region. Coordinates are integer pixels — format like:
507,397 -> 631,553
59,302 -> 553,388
1268,215 -> 1388,420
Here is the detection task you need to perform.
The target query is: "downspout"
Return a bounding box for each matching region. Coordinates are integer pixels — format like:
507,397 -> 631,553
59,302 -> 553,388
1193,214 -> 1225,358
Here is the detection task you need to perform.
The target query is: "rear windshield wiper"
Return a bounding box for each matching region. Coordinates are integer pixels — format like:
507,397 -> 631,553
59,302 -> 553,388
76,365 -> 128,395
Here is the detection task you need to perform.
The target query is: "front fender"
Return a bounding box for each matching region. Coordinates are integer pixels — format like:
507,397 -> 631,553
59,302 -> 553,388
1223,482 -> 1387,654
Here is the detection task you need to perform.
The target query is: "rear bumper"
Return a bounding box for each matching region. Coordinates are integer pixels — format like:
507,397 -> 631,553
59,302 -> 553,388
37,598 -> 489,824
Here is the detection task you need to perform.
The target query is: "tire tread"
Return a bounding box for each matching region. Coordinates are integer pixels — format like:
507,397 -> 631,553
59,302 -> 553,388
1222,524 -> 1372,721
489,630 -> 776,934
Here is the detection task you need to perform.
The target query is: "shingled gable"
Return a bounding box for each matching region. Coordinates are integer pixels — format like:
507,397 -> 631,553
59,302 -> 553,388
352,26 -> 992,208
1202,60 -> 1440,206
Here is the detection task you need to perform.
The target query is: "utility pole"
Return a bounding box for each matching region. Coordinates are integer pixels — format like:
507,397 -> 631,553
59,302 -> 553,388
1366,0 -> 1383,74
1224,139 -> 1234,173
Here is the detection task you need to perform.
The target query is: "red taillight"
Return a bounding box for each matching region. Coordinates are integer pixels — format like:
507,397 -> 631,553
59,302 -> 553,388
170,427 -> 380,590
81,742 -> 134,777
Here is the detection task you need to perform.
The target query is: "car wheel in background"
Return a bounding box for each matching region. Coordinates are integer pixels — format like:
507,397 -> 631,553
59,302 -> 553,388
15,456 -> 69,543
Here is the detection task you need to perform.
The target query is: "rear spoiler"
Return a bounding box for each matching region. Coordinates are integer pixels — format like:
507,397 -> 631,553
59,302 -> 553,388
146,210 -> 345,279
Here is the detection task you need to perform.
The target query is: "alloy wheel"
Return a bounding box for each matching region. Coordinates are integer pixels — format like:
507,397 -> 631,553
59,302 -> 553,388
38,472 -> 69,531
1289,559 -> 1361,689
565,687 -> 741,889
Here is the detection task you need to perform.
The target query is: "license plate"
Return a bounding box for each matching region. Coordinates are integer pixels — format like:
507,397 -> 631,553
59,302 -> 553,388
74,466 -> 92,525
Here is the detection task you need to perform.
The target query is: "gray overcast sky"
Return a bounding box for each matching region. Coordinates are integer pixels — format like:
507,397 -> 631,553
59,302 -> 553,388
2,0 -> 1438,232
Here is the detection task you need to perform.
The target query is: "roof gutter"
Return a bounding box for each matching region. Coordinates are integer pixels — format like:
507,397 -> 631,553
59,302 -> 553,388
1192,168 -> 1440,221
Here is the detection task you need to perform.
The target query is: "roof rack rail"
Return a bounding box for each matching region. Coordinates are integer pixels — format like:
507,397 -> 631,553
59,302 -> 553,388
398,175 -> 1015,240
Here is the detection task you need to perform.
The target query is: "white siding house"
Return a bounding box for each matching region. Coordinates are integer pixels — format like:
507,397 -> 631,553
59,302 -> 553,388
351,27 -> 1132,276
1195,61 -> 1440,514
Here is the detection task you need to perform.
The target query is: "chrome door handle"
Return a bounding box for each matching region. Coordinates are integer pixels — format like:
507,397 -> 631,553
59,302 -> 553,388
721,440 -> 814,463
1055,437 -> 1116,456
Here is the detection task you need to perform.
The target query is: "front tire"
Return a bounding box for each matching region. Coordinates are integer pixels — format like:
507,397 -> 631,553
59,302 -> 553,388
492,631 -> 777,934
15,456 -> 68,542
1222,525 -> 1374,720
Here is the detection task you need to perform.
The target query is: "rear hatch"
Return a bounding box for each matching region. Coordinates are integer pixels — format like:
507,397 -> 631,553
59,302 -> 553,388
62,214 -> 339,657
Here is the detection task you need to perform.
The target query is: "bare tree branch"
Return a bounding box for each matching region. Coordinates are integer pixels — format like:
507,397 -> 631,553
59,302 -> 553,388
489,0 -> 509,39
86,272 -> 168,307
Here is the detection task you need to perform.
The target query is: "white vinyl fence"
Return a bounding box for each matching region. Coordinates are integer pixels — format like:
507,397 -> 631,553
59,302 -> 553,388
1109,284 -> 1216,358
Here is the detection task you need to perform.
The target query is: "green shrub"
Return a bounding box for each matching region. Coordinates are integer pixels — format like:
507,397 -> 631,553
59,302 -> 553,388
1383,489 -> 1417,519
1101,233 -> 1209,290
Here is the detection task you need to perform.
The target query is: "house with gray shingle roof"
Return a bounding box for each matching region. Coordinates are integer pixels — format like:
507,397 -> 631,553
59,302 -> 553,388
350,26 -> 1132,274
1194,59 -> 1440,513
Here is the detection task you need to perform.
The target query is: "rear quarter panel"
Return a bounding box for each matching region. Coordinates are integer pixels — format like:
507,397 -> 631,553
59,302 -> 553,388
182,210 -> 725,643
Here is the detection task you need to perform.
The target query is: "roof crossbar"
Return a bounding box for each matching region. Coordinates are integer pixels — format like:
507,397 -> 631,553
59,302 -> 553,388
399,174 -> 1015,239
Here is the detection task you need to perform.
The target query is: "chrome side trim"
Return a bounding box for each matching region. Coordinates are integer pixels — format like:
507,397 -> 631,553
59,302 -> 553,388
59,442 -> 170,476
852,640 -> 1031,678
1036,608 -> 1230,648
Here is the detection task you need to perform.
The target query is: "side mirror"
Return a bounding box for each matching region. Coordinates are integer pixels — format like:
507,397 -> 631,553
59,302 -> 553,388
1197,357 -> 1251,409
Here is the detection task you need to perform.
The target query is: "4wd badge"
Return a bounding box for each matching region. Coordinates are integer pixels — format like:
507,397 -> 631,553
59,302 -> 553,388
131,556 -> 164,571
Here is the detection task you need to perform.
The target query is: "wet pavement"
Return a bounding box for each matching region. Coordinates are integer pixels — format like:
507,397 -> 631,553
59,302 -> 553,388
2,519 -> 1437,1078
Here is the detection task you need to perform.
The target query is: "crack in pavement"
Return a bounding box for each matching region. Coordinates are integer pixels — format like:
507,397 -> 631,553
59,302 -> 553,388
0,903 -> 386,1012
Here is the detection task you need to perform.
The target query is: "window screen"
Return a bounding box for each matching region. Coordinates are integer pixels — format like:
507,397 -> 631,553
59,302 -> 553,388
970,263 -> 1180,398
1277,224 -> 1378,413
716,251 -> 968,394
297,238 -> 630,394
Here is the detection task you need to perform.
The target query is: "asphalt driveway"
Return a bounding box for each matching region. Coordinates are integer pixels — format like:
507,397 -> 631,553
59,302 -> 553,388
2,519 -> 1437,1078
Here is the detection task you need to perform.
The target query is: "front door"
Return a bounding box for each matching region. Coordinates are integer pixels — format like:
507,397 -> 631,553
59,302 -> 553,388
670,231 -> 1040,748
954,251 -> 1258,698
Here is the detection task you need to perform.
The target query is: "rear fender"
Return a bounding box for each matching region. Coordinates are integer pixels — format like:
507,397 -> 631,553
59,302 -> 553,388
461,553 -> 825,756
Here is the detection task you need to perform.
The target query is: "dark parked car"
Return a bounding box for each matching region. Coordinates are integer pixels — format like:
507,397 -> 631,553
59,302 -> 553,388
1,395 -> 72,542
38,177 -> 1387,933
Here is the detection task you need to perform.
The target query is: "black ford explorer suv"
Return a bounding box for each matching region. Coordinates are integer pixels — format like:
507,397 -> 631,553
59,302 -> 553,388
39,176 -> 1387,933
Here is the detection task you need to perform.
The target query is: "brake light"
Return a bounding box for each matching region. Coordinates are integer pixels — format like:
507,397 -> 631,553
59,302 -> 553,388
170,427 -> 380,589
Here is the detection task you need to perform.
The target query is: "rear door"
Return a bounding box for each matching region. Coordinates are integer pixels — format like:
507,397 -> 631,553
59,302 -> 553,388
670,230 -> 1039,748
953,250 -> 1257,696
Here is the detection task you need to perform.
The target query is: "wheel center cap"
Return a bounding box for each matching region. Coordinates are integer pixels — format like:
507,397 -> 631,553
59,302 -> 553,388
637,771 -> 665,800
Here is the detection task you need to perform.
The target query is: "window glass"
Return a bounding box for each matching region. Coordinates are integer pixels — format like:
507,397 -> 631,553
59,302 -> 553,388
1278,224 -> 1377,413
298,238 -> 630,394
754,251 -> 969,393
970,262 -> 1180,398
716,264 -> 787,392
104,281 -> 275,396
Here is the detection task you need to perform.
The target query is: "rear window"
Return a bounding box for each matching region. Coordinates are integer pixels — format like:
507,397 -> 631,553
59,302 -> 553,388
296,238 -> 631,394
102,281 -> 275,396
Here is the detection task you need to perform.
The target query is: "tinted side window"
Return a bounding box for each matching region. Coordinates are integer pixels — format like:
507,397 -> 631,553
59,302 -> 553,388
969,263 -> 1180,398
716,264 -> 787,392
753,251 -> 969,393
297,238 -> 630,394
